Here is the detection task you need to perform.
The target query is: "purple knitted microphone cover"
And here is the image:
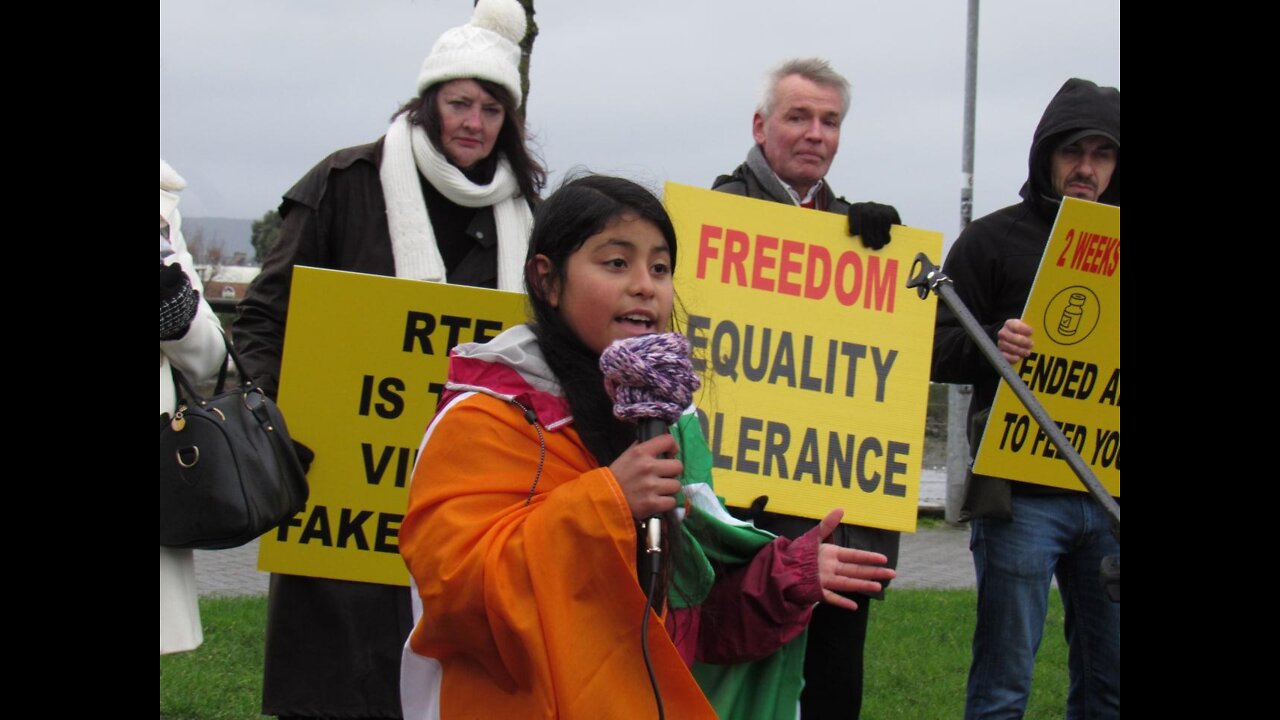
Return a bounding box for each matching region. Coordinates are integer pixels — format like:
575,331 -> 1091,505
599,333 -> 701,425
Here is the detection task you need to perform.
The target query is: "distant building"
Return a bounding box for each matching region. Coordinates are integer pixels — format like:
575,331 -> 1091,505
196,265 -> 261,302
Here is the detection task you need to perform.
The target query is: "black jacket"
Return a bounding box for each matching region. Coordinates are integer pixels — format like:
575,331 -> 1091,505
714,170 -> 853,213
931,78 -> 1120,519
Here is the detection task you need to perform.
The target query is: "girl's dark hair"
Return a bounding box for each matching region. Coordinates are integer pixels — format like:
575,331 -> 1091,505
393,79 -> 547,202
523,175 -> 678,468
525,175 -> 697,620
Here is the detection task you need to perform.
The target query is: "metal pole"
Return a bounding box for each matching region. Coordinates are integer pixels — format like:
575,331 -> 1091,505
946,0 -> 981,524
909,255 -> 1121,537
960,0 -> 978,229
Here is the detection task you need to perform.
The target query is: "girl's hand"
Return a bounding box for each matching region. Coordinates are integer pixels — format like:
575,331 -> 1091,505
814,509 -> 897,611
609,434 -> 683,520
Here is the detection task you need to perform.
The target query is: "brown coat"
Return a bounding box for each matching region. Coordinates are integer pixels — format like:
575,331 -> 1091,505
233,138 -> 503,717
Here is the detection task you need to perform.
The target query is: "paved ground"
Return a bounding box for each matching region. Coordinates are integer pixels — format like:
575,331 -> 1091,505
892,521 -> 973,590
194,539 -> 270,598
195,469 -> 976,597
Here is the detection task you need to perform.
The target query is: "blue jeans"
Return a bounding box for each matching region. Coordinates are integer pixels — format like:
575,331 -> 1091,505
966,493 -> 1120,720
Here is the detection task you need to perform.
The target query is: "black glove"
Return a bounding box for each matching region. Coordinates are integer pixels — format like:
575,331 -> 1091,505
160,262 -> 200,341
847,202 -> 902,251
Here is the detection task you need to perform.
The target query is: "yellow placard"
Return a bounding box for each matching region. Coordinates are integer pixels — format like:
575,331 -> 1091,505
973,198 -> 1120,495
256,267 -> 528,585
666,183 -> 941,532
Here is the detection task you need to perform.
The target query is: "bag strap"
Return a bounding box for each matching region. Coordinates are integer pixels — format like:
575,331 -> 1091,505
224,335 -> 255,389
168,330 -> 284,413
170,362 -> 205,406
170,329 -> 237,406
218,337 -> 303,471
213,340 -> 231,394
244,387 -> 302,471
167,348 -> 302,468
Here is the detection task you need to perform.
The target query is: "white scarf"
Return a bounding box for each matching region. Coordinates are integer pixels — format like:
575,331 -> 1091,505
380,113 -> 533,291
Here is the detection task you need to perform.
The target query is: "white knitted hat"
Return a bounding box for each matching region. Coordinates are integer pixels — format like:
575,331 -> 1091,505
416,0 -> 526,104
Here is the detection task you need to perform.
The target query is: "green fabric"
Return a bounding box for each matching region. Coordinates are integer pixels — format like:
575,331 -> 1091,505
675,411 -> 716,491
670,411 -> 778,608
693,637 -> 806,720
670,410 -> 807,720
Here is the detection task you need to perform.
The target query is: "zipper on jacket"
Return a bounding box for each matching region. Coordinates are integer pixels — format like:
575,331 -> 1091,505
508,398 -> 547,506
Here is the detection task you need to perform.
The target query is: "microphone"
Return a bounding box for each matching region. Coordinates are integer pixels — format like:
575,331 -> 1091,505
599,333 -> 701,595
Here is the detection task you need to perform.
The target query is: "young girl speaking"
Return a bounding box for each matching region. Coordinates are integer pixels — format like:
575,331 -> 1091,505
399,176 -> 894,719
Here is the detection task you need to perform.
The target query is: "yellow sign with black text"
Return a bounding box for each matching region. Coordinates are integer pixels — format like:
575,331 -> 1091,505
666,183 -> 941,532
256,267 -> 528,585
973,198 -> 1120,495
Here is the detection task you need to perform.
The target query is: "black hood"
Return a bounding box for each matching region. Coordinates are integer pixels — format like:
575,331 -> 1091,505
1020,78 -> 1121,214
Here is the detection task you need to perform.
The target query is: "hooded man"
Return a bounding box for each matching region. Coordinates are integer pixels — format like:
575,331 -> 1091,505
932,78 -> 1120,719
712,57 -> 902,720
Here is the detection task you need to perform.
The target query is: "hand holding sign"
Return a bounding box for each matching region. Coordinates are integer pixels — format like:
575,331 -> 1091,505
973,198 -> 1120,497
997,319 -> 1034,365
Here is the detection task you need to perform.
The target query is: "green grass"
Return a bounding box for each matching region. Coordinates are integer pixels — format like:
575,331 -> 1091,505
914,514 -> 946,530
160,596 -> 267,720
162,591 -> 1070,719
864,589 -> 1068,719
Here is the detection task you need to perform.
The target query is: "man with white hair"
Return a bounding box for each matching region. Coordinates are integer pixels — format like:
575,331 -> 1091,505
713,57 -> 902,720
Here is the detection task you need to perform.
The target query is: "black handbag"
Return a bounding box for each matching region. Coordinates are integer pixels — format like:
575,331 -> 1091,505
160,334 -> 309,549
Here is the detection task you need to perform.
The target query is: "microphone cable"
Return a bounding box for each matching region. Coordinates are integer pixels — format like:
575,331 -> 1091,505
640,518 -> 665,720
600,333 -> 700,720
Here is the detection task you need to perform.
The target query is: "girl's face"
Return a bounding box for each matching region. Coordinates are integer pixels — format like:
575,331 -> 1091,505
535,214 -> 674,355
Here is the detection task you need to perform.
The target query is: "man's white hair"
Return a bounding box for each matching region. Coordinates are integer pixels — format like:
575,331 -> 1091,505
757,58 -> 851,120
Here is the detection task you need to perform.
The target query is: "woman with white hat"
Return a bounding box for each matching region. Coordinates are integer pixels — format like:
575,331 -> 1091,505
233,1 -> 543,716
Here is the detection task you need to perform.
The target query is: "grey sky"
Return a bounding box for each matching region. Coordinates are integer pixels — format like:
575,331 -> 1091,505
160,0 -> 1119,252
